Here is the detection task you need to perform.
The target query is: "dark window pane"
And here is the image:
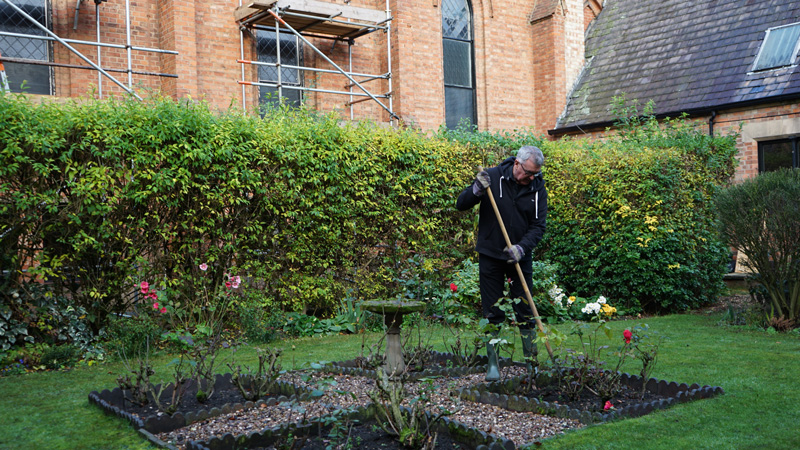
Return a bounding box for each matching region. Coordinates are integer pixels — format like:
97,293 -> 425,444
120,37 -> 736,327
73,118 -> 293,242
443,40 -> 471,87
259,86 -> 301,109
760,140 -> 793,172
445,86 -> 474,129
4,62 -> 49,94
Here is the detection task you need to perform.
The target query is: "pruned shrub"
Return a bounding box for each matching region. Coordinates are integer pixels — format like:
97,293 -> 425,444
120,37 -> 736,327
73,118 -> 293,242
440,100 -> 738,314
715,168 -> 800,323
0,93 -> 483,335
539,137 -> 735,313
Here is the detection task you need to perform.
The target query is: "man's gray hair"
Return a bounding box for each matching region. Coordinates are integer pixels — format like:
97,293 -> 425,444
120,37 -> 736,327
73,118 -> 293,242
517,146 -> 545,167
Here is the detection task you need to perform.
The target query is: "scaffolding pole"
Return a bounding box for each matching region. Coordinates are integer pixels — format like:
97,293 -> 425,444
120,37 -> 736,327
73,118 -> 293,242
267,8 -> 397,120
0,0 -> 178,100
236,0 -> 396,122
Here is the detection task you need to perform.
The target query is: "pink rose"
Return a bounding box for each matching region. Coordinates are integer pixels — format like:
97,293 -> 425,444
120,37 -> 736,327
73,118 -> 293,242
231,276 -> 241,289
450,283 -> 457,293
152,302 -> 159,310
199,263 -> 208,271
160,307 -> 167,314
623,329 -> 632,344
140,281 -> 149,294
225,281 -> 232,288
604,401 -> 613,411
147,292 -> 158,300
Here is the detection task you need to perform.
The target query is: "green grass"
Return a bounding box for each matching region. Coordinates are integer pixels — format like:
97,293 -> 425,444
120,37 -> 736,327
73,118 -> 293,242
1,311 -> 798,450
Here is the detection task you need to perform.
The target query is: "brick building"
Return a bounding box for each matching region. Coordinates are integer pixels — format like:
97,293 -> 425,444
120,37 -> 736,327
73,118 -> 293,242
551,0 -> 800,183
2,0 -> 799,183
0,0 -> 594,130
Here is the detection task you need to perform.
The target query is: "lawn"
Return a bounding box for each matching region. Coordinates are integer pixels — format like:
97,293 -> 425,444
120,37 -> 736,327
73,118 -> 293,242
0,308 -> 798,450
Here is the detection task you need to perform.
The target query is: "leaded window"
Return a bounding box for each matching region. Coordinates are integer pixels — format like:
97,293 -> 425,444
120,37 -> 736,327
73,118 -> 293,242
0,0 -> 52,94
442,0 -> 475,129
256,27 -> 302,109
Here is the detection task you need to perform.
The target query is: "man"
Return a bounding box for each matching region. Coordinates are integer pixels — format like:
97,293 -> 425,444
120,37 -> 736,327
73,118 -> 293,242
456,146 -> 547,381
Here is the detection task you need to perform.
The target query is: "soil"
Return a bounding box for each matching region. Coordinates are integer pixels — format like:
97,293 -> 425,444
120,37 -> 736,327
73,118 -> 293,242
692,293 -> 754,315
257,422 -> 470,450
120,379 -> 274,419
513,378 -> 671,412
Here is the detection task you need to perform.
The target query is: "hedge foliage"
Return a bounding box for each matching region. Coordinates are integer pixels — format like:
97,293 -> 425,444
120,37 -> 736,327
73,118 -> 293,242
539,137 -> 736,313
443,104 -> 738,313
0,93 -> 482,331
1,93 -> 738,335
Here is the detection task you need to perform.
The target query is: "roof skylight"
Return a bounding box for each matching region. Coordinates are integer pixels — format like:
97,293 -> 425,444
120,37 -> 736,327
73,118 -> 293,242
753,22 -> 800,71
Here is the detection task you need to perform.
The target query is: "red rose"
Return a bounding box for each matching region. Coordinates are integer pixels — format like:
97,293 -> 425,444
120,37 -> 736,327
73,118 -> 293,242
604,401 -> 613,411
623,329 -> 632,344
450,283 -> 457,293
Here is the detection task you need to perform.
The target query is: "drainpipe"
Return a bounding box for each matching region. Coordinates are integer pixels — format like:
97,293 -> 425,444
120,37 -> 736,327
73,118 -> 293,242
73,0 -> 82,29
708,110 -> 717,137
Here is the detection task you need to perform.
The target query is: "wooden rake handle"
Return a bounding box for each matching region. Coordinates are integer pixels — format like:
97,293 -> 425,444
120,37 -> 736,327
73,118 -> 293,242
479,168 -> 555,361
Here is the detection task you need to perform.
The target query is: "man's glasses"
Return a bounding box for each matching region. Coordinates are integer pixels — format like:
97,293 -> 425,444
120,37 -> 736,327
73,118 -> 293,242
517,161 -> 540,177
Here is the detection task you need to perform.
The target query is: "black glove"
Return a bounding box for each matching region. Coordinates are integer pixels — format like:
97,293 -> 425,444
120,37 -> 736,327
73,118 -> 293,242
472,170 -> 490,196
503,245 -> 524,264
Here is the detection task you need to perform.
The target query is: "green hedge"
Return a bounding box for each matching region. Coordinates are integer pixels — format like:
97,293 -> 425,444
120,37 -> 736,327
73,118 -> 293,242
539,138 -> 736,313
0,94 -> 482,331
440,112 -> 738,313
1,93 -> 737,336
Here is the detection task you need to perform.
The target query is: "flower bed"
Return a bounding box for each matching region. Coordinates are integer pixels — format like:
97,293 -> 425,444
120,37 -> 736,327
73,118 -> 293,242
182,404 -> 515,450
459,370 -> 724,424
88,373 -> 311,435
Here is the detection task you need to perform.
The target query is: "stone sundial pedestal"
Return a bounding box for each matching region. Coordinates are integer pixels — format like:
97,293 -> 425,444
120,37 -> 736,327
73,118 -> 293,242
361,299 -> 426,377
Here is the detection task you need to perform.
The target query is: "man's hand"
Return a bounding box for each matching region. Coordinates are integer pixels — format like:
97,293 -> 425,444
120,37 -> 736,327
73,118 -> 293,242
503,245 -> 524,264
472,170 -> 491,196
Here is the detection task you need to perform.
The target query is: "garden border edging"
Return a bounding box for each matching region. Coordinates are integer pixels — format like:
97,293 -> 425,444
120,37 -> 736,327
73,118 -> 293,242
457,370 -> 724,428
88,372 -> 312,435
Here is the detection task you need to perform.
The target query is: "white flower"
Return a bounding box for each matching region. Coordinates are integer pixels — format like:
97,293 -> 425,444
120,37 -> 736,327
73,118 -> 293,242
597,295 -> 607,304
581,302 -> 601,315
199,263 -> 208,271
549,285 -> 567,307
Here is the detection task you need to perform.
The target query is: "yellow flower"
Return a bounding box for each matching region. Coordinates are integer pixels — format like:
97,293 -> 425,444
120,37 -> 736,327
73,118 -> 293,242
568,296 -> 576,304
601,303 -> 616,317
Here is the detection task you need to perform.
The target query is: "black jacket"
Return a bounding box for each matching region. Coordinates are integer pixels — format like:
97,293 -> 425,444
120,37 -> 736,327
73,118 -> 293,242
456,157 -> 547,260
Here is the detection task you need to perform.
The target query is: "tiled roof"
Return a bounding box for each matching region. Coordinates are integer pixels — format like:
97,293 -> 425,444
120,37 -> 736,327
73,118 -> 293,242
554,0 -> 800,131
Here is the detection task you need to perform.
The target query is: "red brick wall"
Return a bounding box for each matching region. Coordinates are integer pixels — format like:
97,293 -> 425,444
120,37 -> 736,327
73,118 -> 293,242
38,0 -> 592,133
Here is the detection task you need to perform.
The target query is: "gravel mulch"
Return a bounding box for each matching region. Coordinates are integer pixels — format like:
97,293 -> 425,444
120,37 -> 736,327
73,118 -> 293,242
157,366 -> 582,449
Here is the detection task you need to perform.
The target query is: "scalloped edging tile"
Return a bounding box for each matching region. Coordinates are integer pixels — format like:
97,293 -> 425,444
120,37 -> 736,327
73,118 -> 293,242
88,372 -> 312,436
183,403 -> 516,450
458,370 -> 724,430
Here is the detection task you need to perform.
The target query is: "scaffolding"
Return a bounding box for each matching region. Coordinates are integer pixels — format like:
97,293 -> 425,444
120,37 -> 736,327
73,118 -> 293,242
235,0 -> 397,122
0,0 -> 177,100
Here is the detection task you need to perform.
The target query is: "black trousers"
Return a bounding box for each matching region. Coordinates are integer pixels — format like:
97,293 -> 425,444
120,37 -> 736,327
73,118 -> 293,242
479,254 -> 535,330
